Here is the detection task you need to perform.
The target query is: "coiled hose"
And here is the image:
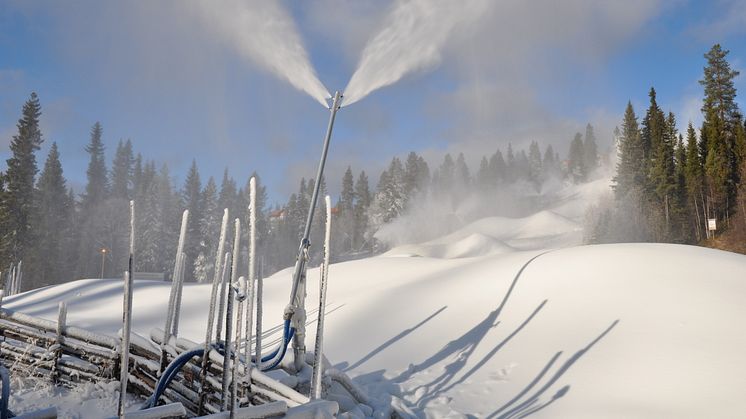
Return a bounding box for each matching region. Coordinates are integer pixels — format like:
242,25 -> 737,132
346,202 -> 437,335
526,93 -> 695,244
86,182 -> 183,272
143,322 -> 295,409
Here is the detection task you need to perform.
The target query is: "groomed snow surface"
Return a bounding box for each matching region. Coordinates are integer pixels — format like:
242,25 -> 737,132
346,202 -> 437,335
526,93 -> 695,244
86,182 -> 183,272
4,179 -> 746,418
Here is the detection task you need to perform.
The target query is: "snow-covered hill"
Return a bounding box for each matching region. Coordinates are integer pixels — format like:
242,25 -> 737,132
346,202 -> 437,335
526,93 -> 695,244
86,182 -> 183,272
6,207 -> 746,418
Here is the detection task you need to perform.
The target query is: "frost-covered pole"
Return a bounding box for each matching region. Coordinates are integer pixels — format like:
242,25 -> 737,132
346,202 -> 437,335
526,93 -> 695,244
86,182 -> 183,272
172,254 -> 187,336
7,265 -> 14,296
231,276 -> 247,416
208,209 -> 230,340
53,301 -> 67,384
198,208 -> 229,415
215,252 -> 231,344
118,271 -> 132,418
255,266 -> 263,371
311,196 -> 332,400
160,209 -> 189,373
244,177 -> 257,377
222,219 -> 241,410
15,261 -> 22,295
118,201 -> 135,418
287,91 -> 342,373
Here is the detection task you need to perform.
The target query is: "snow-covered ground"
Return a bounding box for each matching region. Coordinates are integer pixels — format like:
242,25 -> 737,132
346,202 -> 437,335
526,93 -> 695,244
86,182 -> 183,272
4,178 -> 746,418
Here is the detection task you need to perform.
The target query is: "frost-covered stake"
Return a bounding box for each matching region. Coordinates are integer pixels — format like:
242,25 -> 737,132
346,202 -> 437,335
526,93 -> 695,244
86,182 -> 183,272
222,219 -> 241,410
216,252 -> 231,344
7,265 -> 15,297
53,301 -> 67,384
255,269 -> 263,371
118,271 -> 133,418
311,196 -> 332,400
172,254 -> 187,336
199,208 -> 230,415
119,200 -> 135,417
160,209 -> 189,374
14,261 -> 22,295
231,276 -> 248,415
218,251 -> 233,409
245,178 -> 257,378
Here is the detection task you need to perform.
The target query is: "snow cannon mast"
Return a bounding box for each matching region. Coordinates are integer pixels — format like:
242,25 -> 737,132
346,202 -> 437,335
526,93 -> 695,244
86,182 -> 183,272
285,91 -> 342,370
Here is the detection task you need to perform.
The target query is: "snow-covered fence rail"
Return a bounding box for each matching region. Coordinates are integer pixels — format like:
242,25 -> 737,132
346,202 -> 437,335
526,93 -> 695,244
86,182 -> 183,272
0,307 -> 118,385
0,305 -> 311,417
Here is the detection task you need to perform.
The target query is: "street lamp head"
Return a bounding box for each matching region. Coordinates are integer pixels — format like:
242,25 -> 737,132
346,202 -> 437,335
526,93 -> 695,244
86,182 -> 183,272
101,248 -> 107,254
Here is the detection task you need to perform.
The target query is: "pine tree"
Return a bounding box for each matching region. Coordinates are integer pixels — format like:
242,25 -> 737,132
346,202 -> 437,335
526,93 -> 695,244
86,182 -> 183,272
528,141 -> 543,190
641,88 -> 667,197
218,168 -> 238,218
403,152 -> 430,203
370,158 -> 406,238
29,143 -> 73,288
506,144 -> 516,183
543,145 -> 559,179
353,171 -> 371,251
685,123 -> 706,240
515,150 -> 530,181
699,44 -> 742,223
434,153 -> 455,196
195,176 -> 218,283
340,167 -> 355,213
81,122 -> 108,213
1,92 -> 43,268
614,102 -> 643,198
584,123 -> 599,176
568,133 -> 586,183
476,156 -> 491,191
488,149 -> 506,187
132,153 -> 144,199
182,160 -> 202,282
76,122 -> 110,278
111,139 -> 134,200
337,167 -> 356,253
649,111 -> 678,239
673,134 -> 691,242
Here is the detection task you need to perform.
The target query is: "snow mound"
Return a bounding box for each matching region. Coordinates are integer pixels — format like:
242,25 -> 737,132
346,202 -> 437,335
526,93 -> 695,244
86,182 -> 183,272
384,233 -> 514,259
6,243 -> 746,418
386,210 -> 581,258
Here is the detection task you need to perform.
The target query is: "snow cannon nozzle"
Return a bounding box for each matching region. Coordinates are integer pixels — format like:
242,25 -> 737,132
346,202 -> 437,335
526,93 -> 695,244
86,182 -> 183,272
328,91 -> 343,110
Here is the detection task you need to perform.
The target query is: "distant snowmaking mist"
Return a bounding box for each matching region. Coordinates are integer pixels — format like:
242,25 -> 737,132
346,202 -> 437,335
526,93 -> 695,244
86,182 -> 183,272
190,0 -> 330,107
343,0 -> 489,106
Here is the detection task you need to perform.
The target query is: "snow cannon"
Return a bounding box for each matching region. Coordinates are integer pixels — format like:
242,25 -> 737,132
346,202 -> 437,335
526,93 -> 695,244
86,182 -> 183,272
277,91 -> 343,372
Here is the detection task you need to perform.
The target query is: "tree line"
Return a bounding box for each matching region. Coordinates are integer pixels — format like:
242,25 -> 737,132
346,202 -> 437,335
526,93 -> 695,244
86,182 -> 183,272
0,96 -> 602,292
589,44 -> 746,247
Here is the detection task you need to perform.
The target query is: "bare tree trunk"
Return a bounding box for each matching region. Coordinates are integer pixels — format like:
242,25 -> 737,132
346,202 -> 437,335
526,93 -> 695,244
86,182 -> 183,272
692,197 -> 702,241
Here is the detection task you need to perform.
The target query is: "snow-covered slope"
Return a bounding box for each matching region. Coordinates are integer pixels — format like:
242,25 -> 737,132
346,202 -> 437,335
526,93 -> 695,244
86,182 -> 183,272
5,177 -> 746,418
6,242 -> 746,418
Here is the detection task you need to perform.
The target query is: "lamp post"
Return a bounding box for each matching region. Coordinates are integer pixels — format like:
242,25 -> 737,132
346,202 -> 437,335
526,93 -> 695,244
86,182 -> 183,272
100,248 -> 107,279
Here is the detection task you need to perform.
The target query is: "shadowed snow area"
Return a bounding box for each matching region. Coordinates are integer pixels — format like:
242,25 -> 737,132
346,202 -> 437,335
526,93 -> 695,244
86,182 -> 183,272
5,179 -> 746,418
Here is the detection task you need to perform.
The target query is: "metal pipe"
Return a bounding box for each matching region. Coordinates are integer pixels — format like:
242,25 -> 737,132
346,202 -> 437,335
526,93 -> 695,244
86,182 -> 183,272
311,195 -> 332,399
287,91 -> 342,311
285,92 -> 342,371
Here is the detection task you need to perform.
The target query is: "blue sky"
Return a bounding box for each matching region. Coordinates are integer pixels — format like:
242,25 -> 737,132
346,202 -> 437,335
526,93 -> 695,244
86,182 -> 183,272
1,0 -> 745,203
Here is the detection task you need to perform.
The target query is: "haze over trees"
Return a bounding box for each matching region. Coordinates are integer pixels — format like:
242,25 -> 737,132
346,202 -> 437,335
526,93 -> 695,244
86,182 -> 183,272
0,94 -> 601,289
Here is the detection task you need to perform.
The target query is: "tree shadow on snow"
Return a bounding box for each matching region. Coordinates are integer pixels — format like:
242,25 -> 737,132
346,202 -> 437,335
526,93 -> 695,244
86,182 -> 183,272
487,319 -> 620,419
392,252 -> 550,409
344,305 -> 448,372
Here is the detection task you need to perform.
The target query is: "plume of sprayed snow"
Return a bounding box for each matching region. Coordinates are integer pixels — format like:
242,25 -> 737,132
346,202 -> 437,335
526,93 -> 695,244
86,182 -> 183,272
191,1 -> 330,107
343,0 -> 488,106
